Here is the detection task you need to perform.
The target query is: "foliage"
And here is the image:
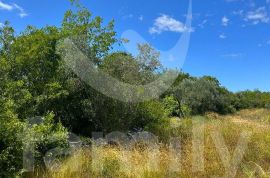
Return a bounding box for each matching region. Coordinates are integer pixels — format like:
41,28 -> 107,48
234,90 -> 270,110
0,101 -> 24,178
0,101 -> 68,177
172,77 -> 235,115
162,95 -> 179,117
1,0 -> 270,177
175,78 -> 219,114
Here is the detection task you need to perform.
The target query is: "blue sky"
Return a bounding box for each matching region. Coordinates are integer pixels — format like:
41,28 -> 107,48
0,0 -> 270,92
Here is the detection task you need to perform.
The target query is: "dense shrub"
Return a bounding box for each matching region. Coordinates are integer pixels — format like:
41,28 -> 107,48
234,90 -> 270,110
172,78 -> 234,115
162,95 -> 180,117
0,101 -> 68,177
0,101 -> 24,178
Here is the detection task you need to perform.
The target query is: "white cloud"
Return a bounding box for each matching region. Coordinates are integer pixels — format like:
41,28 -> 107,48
198,19 -> 208,28
0,1 -> 28,18
149,14 -> 193,34
219,33 -> 227,39
222,16 -> 229,26
13,3 -> 28,18
0,1 -> 13,10
0,22 -> 4,28
222,53 -> 243,58
168,54 -> 176,61
232,10 -> 244,16
225,0 -> 255,7
139,15 -> 143,21
245,7 -> 269,24
122,14 -> 133,20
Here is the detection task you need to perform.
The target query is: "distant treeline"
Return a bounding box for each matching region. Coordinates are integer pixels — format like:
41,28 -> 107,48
1,1 -> 270,177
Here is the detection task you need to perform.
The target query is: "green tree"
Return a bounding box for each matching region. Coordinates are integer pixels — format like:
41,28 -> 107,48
174,77 -> 233,115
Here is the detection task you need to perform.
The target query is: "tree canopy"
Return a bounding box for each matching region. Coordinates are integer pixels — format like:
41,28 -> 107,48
1,1 -> 270,177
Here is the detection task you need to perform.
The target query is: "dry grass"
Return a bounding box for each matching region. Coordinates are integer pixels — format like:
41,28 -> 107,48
35,109 -> 270,178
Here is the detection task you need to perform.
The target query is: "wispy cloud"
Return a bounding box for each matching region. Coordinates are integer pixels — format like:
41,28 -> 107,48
149,14 -> 193,34
219,33 -> 227,39
122,13 -> 133,20
257,40 -> 270,46
0,1 -> 13,10
232,10 -> 244,16
13,3 -> 28,18
139,15 -> 143,21
258,43 -> 263,47
198,19 -> 208,28
222,16 -> 229,26
225,0 -> 255,7
222,53 -> 243,58
244,7 -> 269,24
0,1 -> 28,18
0,22 -> 4,28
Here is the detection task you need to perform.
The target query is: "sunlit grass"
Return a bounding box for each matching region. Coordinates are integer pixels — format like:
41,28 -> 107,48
36,109 -> 270,178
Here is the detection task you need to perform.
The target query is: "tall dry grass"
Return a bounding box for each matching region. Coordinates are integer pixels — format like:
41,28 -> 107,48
34,109 -> 270,178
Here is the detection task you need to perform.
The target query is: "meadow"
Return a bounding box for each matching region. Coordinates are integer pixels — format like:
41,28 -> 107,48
32,109 -> 270,178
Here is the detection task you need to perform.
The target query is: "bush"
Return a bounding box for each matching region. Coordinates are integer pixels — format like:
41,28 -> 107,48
173,78 -> 235,115
162,95 -> 179,117
24,112 -> 69,167
0,106 -> 69,177
136,100 -> 167,129
0,112 -> 24,177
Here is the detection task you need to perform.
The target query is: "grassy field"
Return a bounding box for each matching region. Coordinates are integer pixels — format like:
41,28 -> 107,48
36,109 -> 270,178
